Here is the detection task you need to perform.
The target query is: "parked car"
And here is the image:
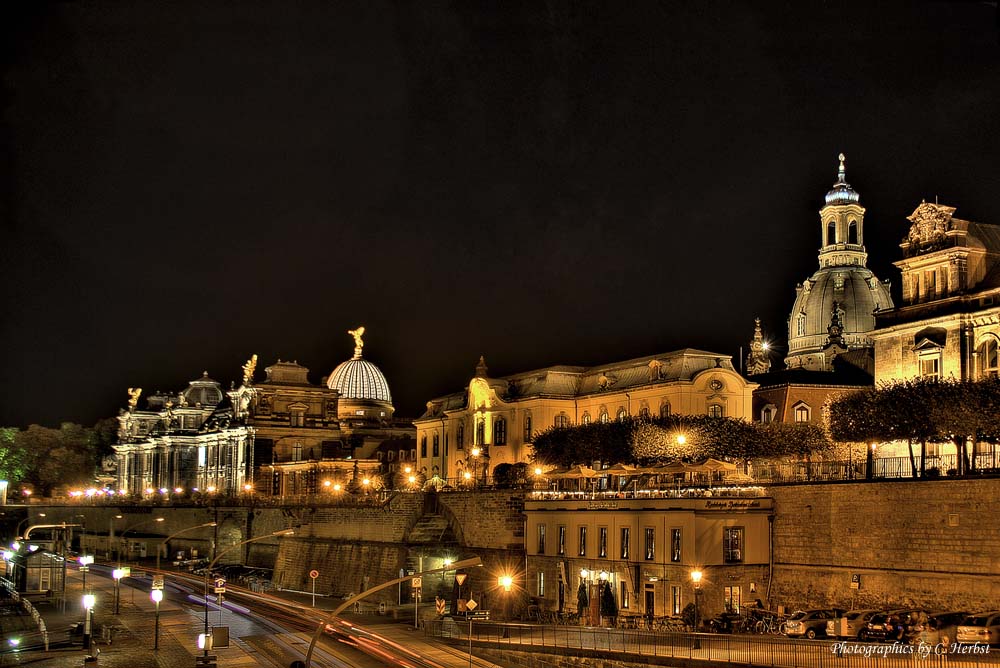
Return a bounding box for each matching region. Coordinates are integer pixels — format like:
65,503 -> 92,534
861,609 -> 924,642
826,609 -> 880,639
913,611 -> 969,645
784,609 -> 845,639
957,611 -> 1000,645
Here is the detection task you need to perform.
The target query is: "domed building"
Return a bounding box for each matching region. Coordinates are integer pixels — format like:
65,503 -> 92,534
326,326 -> 395,421
785,154 -> 894,371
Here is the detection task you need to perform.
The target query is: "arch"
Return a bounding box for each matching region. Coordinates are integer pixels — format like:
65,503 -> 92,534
848,220 -> 858,244
977,335 -> 1000,379
826,220 -> 836,245
581,412 -> 592,425
659,402 -> 671,418
617,407 -> 628,421
598,408 -> 609,423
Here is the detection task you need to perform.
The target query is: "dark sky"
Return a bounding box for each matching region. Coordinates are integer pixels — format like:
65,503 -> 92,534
3,2 -> 999,427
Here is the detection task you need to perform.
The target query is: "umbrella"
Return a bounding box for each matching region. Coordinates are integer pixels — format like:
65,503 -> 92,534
602,463 -> 638,475
652,462 -> 691,474
700,458 -> 738,472
547,465 -> 599,479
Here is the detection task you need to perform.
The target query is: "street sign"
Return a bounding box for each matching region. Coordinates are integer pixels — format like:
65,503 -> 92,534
466,598 -> 478,611
309,569 -> 319,579
850,573 -> 860,590
435,597 -> 446,615
411,577 -> 422,589
152,576 -> 164,590
214,577 -> 226,594
455,574 -> 467,586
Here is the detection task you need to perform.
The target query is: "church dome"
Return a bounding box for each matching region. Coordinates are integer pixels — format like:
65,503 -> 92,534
825,153 -> 860,205
327,357 -> 393,403
786,268 -> 893,363
183,372 -> 224,406
326,326 -> 393,404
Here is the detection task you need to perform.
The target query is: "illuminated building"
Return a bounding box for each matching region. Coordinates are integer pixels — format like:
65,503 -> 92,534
415,351 -> 756,483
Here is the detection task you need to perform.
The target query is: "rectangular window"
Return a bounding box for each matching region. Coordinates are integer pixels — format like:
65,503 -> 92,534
723,527 -> 744,563
724,585 -> 742,613
620,581 -> 629,609
538,571 -> 545,597
920,356 -> 940,380
598,527 -> 608,558
578,526 -> 587,556
524,416 -> 532,441
671,585 -> 682,616
420,438 -> 427,457
620,527 -> 630,560
537,524 -> 546,555
432,435 -> 439,457
644,528 -> 655,561
557,526 -> 566,556
670,528 -> 681,563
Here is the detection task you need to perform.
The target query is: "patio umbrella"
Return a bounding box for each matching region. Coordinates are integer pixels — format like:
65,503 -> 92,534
602,463 -> 638,475
700,458 -> 738,472
547,465 -> 599,479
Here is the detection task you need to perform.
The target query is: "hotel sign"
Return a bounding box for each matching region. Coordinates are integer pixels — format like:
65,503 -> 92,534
704,499 -> 763,510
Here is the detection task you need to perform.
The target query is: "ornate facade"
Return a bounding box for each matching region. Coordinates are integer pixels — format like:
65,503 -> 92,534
872,201 -> 1000,383
785,155 -> 893,371
415,350 -> 757,483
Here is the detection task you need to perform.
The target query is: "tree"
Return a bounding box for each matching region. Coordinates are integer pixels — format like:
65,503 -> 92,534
14,423 -> 98,495
0,427 -> 28,483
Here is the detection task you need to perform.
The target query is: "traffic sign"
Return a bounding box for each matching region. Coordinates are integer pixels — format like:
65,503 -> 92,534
152,576 -> 164,590
309,569 -> 319,579
435,597 -> 446,615
850,573 -> 860,590
411,577 -> 422,589
214,577 -> 226,593
466,598 -> 478,611
455,574 -> 467,586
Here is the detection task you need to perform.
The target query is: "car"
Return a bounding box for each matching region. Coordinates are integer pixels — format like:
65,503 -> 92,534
826,609 -> 880,639
956,611 -> 1000,645
913,611 -> 969,646
784,609 -> 845,639
861,609 -> 924,642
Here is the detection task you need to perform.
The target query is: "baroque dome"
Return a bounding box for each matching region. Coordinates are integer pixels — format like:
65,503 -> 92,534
326,326 -> 393,404
183,371 -> 224,406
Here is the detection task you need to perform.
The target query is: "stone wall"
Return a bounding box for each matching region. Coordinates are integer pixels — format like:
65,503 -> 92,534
437,491 -> 525,549
770,478 -> 1000,611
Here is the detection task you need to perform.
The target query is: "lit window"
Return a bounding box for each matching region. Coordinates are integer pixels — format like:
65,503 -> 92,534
537,524 -> 546,554
578,526 -> 587,556
599,527 -> 608,558
620,581 -> 629,609
979,339 -> 999,378
292,442 -> 303,462
671,528 -> 681,563
554,414 -> 570,428
644,528 -> 655,561
659,403 -> 671,418
524,415 -> 532,441
581,413 -> 591,425
599,410 -> 609,423
620,527 -> 630,560
723,527 -> 744,563
794,404 -> 810,422
761,405 -> 776,423
557,526 -> 566,555
708,404 -> 723,418
355,410 -> 365,416
725,586 -> 742,613
919,355 -> 940,380
616,408 -> 628,421
538,571 -> 545,597
493,417 -> 507,445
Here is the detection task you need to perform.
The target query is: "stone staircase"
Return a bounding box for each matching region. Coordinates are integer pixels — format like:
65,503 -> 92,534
406,513 -> 456,544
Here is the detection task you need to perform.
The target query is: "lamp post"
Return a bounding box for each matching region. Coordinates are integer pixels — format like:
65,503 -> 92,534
691,570 -> 702,649
116,517 -> 164,614
498,574 -> 513,621
82,593 -> 96,652
470,447 -> 481,487
151,589 -> 163,650
78,555 -> 94,594
202,529 -> 294,657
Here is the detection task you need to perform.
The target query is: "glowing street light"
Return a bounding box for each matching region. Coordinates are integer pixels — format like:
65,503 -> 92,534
676,434 -> 687,445
82,593 -> 96,651
151,588 -> 164,650
691,569 -> 703,647
498,574 -> 513,592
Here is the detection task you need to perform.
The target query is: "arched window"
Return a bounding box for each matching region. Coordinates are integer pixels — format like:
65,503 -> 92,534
599,409 -> 609,423
794,404 -> 811,422
979,339 -> 999,378
827,221 -> 836,245
638,406 -> 650,419
457,423 -> 465,450
554,414 -> 570,428
475,420 -> 485,445
848,220 -> 858,244
432,434 -> 439,457
617,408 -> 628,421
581,412 -> 592,425
493,417 -> 507,445
708,404 -> 724,418
659,402 -> 671,418
761,405 -> 777,423
796,314 -> 806,337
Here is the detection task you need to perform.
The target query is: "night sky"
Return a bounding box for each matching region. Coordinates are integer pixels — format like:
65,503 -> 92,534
3,2 -> 999,427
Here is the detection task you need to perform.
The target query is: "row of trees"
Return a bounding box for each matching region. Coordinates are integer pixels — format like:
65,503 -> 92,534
828,376 -> 1000,476
530,415 -> 832,469
0,419 -> 117,496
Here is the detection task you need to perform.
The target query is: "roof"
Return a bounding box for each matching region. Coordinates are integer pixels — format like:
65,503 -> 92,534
749,364 -> 873,389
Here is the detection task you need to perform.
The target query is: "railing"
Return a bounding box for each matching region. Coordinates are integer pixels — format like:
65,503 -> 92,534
751,451 -> 1000,484
425,620 -> 1000,668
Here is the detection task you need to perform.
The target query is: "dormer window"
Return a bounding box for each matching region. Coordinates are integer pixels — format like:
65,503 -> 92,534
793,403 -> 810,423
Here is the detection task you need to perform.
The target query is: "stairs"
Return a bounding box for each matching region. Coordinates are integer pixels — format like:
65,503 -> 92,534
407,513 -> 455,544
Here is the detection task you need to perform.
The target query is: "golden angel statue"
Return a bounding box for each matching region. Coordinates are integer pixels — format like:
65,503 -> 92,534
127,387 -> 142,409
348,326 -> 365,357
242,354 -> 258,386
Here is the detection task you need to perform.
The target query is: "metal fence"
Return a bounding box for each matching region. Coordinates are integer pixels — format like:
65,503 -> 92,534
425,620 -> 1000,668
751,452 -> 1000,484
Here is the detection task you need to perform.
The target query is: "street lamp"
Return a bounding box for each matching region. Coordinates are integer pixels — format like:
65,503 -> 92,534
151,589 -> 163,650
82,593 -> 96,651
691,569 -> 703,648
116,517 -> 164,614
79,555 -> 94,593
156,521 -> 216,573
470,447 -> 481,486
202,528 -> 294,656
